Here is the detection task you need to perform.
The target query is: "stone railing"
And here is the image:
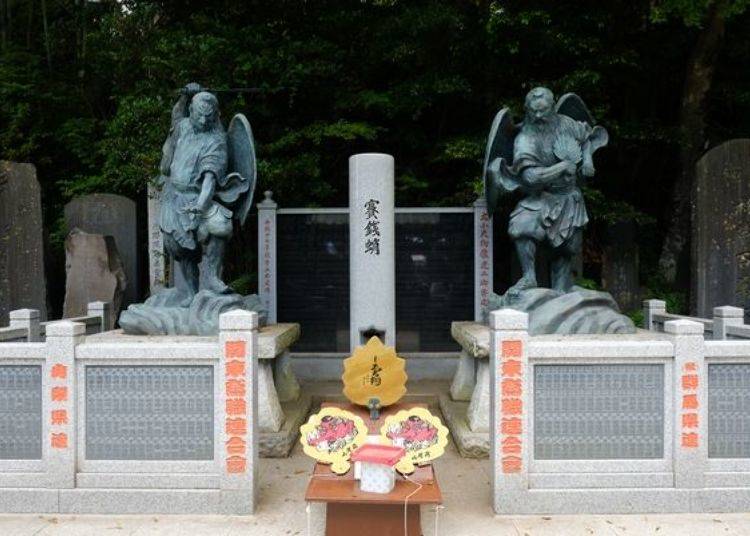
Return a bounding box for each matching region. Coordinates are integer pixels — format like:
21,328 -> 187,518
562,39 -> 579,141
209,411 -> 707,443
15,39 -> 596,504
490,309 -> 750,514
643,299 -> 750,340
0,310 -> 260,515
0,302 -> 112,343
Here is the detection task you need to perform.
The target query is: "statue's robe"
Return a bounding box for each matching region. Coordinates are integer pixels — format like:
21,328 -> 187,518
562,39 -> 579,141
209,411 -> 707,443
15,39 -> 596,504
159,118 -> 229,251
508,114 -> 590,248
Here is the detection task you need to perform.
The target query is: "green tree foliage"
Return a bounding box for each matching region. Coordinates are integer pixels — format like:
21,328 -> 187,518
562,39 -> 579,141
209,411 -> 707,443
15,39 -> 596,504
0,0 -> 748,309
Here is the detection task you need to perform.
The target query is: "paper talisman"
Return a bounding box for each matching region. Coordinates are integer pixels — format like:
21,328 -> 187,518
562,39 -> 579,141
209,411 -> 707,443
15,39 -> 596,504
342,336 -> 407,408
299,407 -> 368,475
379,407 -> 449,474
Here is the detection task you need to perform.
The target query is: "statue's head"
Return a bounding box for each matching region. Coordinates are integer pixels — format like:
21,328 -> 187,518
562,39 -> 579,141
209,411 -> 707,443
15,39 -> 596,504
189,92 -> 219,133
524,87 -> 554,124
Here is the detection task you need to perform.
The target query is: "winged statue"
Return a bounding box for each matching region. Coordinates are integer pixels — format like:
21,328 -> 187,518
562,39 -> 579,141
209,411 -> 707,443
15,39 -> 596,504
483,87 -> 608,295
119,82 -> 264,335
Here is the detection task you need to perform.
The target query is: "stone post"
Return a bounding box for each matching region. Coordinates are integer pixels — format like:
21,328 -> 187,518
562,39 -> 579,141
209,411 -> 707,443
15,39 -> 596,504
643,299 -> 666,331
218,310 -> 259,514
665,319 -> 706,489
473,196 -> 493,322
257,191 -> 278,324
349,153 -> 395,350
712,306 -> 744,340
87,301 -> 112,332
9,308 -> 41,342
147,183 -> 167,294
490,309 -> 529,514
45,321 -> 84,488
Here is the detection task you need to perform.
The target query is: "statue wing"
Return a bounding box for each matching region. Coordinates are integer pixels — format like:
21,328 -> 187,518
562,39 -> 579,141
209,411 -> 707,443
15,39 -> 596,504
482,108 -> 520,217
555,93 -> 595,125
218,113 -> 257,226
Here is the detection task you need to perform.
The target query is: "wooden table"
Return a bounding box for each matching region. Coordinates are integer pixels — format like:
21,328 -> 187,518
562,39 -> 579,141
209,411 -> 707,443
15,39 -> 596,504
304,403 -> 443,536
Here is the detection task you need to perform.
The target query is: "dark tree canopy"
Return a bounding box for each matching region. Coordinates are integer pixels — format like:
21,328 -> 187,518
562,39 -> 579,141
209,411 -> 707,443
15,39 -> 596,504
1,0 -> 748,313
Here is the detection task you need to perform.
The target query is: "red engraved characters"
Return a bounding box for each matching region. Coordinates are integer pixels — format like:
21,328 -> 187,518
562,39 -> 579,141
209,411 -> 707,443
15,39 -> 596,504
500,339 -> 523,474
680,361 -> 700,449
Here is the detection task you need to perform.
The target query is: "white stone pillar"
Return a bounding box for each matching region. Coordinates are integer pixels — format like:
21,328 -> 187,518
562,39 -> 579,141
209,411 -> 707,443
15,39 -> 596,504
348,153 -> 395,350
218,310 -> 259,514
257,191 -> 278,324
474,196 -> 493,322
713,305 -> 744,340
9,308 -> 41,342
87,301 -> 112,332
45,321 -> 84,489
147,183 -> 167,294
665,319 -> 706,489
643,299 -> 666,331
489,309 -> 529,514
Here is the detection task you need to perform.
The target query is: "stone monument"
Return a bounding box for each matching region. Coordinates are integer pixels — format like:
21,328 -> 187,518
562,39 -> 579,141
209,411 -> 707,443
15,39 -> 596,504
65,193 -> 138,308
63,230 -> 127,327
0,161 -> 48,324
349,153 -> 396,349
693,139 -> 750,318
119,83 -> 265,334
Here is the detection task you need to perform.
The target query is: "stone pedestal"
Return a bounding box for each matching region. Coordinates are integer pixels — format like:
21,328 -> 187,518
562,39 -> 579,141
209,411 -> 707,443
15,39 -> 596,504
438,321 -> 491,458
258,323 -> 312,457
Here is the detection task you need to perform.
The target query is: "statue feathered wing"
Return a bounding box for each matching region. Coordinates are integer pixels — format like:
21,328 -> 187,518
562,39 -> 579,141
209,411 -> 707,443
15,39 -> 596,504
555,93 -> 609,153
483,108 -> 520,217
216,113 -> 257,226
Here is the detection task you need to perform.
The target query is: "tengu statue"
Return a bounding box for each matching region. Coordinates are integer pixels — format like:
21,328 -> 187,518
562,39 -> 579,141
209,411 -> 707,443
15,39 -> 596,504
119,83 -> 265,335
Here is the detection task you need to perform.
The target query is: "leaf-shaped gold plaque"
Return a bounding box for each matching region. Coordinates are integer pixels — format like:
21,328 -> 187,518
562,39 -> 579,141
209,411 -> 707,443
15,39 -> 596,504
299,407 -> 368,475
379,407 -> 449,474
342,336 -> 407,407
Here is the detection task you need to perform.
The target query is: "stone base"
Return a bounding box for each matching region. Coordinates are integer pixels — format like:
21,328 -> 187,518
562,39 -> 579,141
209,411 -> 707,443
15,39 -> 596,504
260,393 -> 312,458
438,393 -> 488,458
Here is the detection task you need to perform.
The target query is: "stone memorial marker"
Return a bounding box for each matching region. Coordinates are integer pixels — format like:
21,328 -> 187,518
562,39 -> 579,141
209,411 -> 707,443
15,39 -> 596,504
693,139 -> 750,317
349,153 -> 395,350
0,161 -> 48,324
64,193 -> 138,307
63,230 -> 127,326
601,220 -> 640,312
146,183 -> 167,294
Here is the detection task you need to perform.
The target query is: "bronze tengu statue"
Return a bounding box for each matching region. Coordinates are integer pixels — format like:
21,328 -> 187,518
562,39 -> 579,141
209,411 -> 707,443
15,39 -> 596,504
483,87 -> 634,334
120,83 -> 265,335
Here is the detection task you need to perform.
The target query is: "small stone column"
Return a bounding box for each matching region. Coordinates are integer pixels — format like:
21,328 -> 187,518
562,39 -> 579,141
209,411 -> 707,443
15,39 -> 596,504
147,182 -> 167,294
489,309 -> 529,514
473,196 -> 493,322
218,310 -> 259,514
349,153 -> 395,350
9,308 -> 41,342
665,319 -> 706,489
87,301 -> 112,332
45,321 -> 84,489
257,191 -> 278,324
712,306 -> 744,340
643,299 -> 666,331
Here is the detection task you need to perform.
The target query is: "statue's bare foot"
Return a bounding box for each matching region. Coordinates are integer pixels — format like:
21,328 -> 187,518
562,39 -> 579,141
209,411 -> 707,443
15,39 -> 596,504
507,276 -> 537,296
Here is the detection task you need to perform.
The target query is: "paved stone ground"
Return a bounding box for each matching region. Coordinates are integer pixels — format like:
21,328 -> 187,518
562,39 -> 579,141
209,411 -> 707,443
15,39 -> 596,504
1,440 -> 749,535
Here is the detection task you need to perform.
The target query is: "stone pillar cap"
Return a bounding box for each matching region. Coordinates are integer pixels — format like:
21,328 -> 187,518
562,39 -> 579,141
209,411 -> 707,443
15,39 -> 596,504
643,299 -> 667,308
9,308 -> 40,320
489,309 -> 528,330
219,310 -> 259,330
46,320 -> 86,337
664,319 -> 704,335
713,305 -> 744,318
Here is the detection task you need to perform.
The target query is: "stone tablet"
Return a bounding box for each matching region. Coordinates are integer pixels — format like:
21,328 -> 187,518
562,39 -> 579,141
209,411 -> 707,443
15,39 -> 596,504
693,139 -> 750,317
0,161 -> 47,324
63,231 -> 126,326
65,193 -> 138,307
